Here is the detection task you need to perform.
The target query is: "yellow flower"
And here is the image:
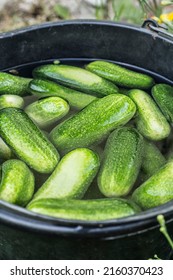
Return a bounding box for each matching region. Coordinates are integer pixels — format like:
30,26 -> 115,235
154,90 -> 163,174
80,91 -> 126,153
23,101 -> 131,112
160,11 -> 173,22
151,16 -> 161,23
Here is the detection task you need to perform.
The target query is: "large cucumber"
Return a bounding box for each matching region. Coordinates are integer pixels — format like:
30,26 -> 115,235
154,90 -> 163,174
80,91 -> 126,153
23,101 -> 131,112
29,79 -> 98,110
0,95 -> 24,110
128,89 -> 170,140
25,96 -> 69,128
132,160 -> 173,209
0,159 -> 35,206
86,60 -> 155,89
33,64 -> 119,97
0,72 -> 31,96
0,108 -> 59,173
50,94 -> 136,153
152,84 -> 173,123
27,197 -> 140,221
31,148 -> 100,201
98,127 -> 143,197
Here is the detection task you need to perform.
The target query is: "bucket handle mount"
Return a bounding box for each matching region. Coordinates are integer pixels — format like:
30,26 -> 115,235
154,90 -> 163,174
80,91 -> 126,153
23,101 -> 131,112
142,19 -> 173,40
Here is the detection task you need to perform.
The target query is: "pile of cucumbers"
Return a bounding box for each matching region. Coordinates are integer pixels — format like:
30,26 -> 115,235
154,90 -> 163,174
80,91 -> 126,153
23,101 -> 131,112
0,60 -> 173,222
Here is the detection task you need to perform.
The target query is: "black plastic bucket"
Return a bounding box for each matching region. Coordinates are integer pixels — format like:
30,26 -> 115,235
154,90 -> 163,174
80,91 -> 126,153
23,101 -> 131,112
0,20 -> 173,260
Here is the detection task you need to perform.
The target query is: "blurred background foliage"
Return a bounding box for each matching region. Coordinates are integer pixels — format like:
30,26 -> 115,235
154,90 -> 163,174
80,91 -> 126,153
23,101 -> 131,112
0,0 -> 173,32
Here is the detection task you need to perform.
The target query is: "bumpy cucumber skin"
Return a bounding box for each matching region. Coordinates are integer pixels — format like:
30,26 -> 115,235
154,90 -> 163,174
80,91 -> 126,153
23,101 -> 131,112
141,139 -> 166,179
50,94 -> 136,153
0,137 -> 13,160
0,95 -> 24,110
152,84 -> 173,123
0,72 -> 31,96
0,159 -> 34,206
25,96 -> 69,128
33,64 -> 119,97
0,108 -> 59,173
27,198 -> 140,221
32,148 -> 100,201
128,89 -> 170,141
98,127 -> 144,197
86,61 -> 155,89
132,160 -> 173,209
29,79 -> 98,110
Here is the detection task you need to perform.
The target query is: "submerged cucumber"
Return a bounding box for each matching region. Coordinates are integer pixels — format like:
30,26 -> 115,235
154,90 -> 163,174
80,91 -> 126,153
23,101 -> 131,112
50,94 -> 136,153
0,137 -> 13,160
0,95 -> 24,110
29,79 -> 98,110
27,197 -> 140,221
32,148 -> 100,201
152,84 -> 173,123
25,96 -> 69,128
141,139 -> 166,179
0,72 -> 31,96
128,89 -> 170,140
98,127 -> 143,197
0,159 -> 34,206
132,160 -> 173,209
86,61 -> 155,89
33,64 -> 119,97
0,108 -> 59,173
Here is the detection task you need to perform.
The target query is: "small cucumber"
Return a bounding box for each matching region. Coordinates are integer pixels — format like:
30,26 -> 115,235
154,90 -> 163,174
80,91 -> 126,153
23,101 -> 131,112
86,61 -> 155,89
141,139 -> 166,179
25,96 -> 69,128
152,84 -> 173,123
29,79 -> 98,110
132,160 -> 173,209
128,89 -> 170,140
0,108 -> 59,173
31,148 -> 100,201
0,137 -> 13,160
27,197 -> 140,221
98,127 -> 143,197
0,159 -> 34,206
50,94 -> 136,153
33,64 -> 119,97
0,72 -> 31,96
0,95 -> 24,110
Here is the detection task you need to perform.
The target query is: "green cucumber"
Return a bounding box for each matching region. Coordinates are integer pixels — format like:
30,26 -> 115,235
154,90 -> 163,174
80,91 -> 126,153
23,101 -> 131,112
27,197 -> 140,221
0,137 -> 13,160
0,95 -> 24,110
31,148 -> 100,201
29,79 -> 98,110
132,160 -> 173,209
141,139 -> 166,179
152,84 -> 173,123
128,89 -> 170,140
0,159 -> 34,206
98,127 -> 143,197
33,64 -> 119,97
0,72 -> 31,96
50,94 -> 136,153
25,96 -> 69,128
86,61 -> 155,89
0,108 -> 59,173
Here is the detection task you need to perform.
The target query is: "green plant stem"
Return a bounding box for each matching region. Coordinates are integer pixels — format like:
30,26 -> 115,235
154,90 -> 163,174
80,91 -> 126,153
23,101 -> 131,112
157,214 -> 173,250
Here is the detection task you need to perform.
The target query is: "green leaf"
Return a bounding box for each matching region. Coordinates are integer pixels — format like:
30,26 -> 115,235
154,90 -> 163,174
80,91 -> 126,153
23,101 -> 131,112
54,4 -> 70,20
111,0 -> 144,24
